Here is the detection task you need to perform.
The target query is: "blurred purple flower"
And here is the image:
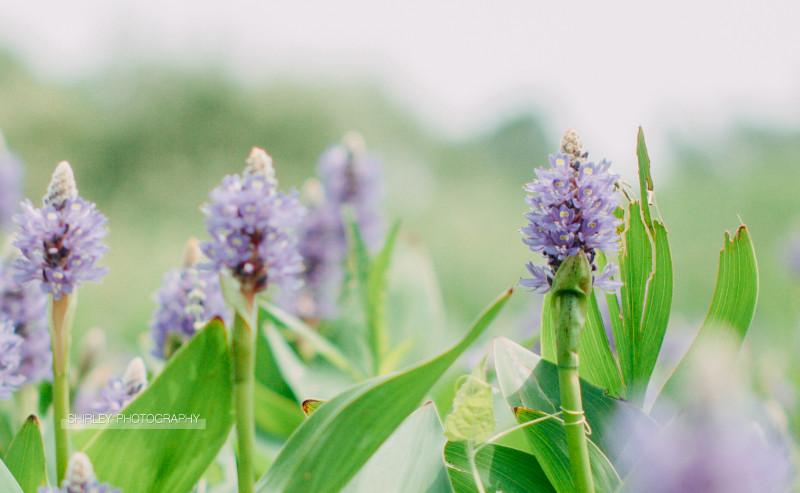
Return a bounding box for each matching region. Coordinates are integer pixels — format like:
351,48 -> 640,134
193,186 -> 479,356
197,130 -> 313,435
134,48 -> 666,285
0,318 -> 24,399
39,452 -> 120,493
615,406 -> 792,493
13,162 -> 108,300
318,132 -> 384,250
520,130 -> 621,293
0,137 -> 23,231
0,257 -> 51,383
202,148 -> 304,295
88,357 -> 147,414
151,239 -> 228,359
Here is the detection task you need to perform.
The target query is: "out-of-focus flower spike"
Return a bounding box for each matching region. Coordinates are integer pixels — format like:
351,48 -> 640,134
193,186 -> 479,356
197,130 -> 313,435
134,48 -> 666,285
39,451 -> 121,493
0,319 -> 24,399
122,356 -> 147,396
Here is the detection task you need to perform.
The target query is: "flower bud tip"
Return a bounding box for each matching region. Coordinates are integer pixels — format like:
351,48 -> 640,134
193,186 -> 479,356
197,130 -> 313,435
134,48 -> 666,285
560,129 -> 583,159
44,161 -> 78,207
182,237 -> 202,268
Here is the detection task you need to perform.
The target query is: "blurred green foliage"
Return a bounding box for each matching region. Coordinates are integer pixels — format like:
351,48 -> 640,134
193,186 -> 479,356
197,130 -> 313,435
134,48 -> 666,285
1,49 -> 798,370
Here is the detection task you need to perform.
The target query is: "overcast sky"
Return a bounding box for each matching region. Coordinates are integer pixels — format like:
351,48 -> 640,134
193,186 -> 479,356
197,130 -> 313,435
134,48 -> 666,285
2,0 -> 799,177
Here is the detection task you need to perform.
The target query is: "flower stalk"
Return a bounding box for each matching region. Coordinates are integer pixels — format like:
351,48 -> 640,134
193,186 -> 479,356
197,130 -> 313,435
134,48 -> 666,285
232,289 -> 256,493
51,293 -> 76,483
550,253 -> 594,493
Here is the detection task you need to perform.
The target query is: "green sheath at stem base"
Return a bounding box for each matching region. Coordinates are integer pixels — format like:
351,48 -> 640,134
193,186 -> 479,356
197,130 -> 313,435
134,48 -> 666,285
233,293 -> 256,493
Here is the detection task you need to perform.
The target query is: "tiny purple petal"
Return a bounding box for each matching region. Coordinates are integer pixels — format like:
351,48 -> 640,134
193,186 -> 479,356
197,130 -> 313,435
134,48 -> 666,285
0,319 -> 25,399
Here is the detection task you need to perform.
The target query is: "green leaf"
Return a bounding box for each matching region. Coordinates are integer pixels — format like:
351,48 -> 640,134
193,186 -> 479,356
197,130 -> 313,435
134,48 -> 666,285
636,126 -> 654,229
444,442 -> 555,493
256,288 -> 513,492
0,459 -> 23,493
262,302 -> 366,381
539,293 -> 556,362
493,337 -> 653,466
582,292 -> 624,397
659,225 -> 758,400
514,408 -> 621,493
254,383 -> 304,439
3,416 -> 46,493
83,321 -> 233,493
344,403 -> 451,493
255,308 -> 296,401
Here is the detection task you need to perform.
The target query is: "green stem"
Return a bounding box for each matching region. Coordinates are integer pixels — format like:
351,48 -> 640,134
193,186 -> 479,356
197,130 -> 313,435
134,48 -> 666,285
554,292 -> 594,493
233,293 -> 256,493
51,294 -> 75,484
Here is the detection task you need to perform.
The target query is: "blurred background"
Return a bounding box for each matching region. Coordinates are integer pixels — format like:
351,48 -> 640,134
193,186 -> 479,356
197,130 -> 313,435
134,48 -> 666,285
1,0 -> 800,416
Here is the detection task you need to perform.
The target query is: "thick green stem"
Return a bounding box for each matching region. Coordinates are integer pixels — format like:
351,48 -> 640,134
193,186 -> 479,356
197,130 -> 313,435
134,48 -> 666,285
554,292 -> 594,493
51,294 -> 75,484
233,292 -> 256,493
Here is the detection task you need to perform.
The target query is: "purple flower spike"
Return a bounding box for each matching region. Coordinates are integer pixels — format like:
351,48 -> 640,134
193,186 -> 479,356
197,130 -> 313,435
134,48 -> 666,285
520,130 -> 621,293
0,257 -> 51,384
151,238 -> 228,359
281,180 -> 344,319
89,357 -> 147,414
0,318 -> 24,399
202,147 -> 305,295
13,161 -> 108,300
0,134 -> 23,231
38,452 -> 121,493
318,131 -> 383,249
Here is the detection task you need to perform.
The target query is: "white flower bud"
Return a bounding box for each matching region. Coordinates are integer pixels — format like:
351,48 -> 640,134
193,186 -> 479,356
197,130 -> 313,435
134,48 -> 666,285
122,357 -> 147,396
342,131 -> 366,156
182,237 -> 202,268
44,161 -> 78,208
65,452 -> 96,490
245,147 -> 275,180
560,129 -> 583,159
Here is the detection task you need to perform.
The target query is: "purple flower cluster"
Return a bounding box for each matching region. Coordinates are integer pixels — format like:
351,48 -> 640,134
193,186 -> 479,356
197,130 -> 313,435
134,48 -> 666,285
318,131 -> 383,249
38,452 -> 120,493
151,239 -> 228,359
89,357 -> 147,414
521,130 -> 621,292
0,137 -> 23,231
0,257 -> 51,384
14,162 -> 108,299
285,133 -> 384,319
202,148 -> 304,295
0,319 -> 24,399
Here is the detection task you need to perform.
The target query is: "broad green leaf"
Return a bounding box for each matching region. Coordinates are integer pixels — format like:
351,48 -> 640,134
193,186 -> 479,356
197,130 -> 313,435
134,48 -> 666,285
617,201 -> 652,393
263,320 -> 353,399
659,225 -> 758,400
514,408 -> 621,493
261,301 -> 366,381
444,442 -> 555,493
493,337 -> 653,465
635,221 -> 672,389
539,293 -> 556,362
0,459 -> 23,493
83,321 -> 233,493
0,412 -> 13,456
254,383 -> 304,439
255,308 -> 296,401
344,403 -> 451,493
256,288 -> 513,492
635,126 -> 655,229
3,416 -> 46,493
582,292 -> 624,397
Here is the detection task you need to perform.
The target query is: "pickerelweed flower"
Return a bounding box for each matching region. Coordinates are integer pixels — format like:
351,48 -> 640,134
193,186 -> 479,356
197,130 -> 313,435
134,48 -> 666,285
202,147 -> 305,295
0,133 -> 23,231
318,131 -> 383,249
0,256 -> 51,383
520,129 -> 621,292
281,179 -> 343,319
89,357 -> 147,414
38,452 -> 120,493
13,161 -> 108,299
0,318 -> 24,399
151,238 -> 228,358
